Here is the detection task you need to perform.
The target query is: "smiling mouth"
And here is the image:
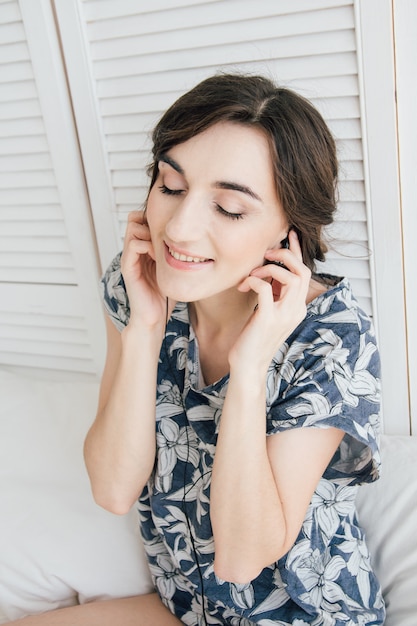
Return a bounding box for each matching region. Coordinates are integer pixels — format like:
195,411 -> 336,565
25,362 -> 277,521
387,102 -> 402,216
168,247 -> 211,263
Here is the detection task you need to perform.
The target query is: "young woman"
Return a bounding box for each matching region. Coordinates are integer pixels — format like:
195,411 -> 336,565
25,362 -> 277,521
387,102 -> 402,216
9,74 -> 385,625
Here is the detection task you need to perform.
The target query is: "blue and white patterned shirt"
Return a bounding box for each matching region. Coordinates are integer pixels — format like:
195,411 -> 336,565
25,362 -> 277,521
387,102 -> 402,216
102,252 -> 385,626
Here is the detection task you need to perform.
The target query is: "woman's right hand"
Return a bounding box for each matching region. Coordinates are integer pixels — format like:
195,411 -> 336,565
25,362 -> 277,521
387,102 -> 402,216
120,210 -> 168,329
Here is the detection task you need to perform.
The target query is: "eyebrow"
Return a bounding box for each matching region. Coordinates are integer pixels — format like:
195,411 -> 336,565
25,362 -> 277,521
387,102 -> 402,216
159,154 -> 185,175
214,181 -> 262,202
159,153 -> 262,202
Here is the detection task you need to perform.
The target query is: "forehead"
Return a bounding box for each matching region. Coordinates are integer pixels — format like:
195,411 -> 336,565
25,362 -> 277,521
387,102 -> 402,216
165,122 -> 275,184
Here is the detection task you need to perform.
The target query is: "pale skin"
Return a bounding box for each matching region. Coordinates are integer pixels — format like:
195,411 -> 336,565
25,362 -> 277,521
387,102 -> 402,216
6,122 -> 343,624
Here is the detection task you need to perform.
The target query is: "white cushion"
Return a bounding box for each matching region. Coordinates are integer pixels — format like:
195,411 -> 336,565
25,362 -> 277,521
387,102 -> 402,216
1,368 -> 416,625
356,434 -> 417,626
0,369 -> 153,624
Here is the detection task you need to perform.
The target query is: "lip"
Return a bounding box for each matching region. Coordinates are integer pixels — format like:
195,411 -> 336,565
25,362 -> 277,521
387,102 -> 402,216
164,242 -> 213,270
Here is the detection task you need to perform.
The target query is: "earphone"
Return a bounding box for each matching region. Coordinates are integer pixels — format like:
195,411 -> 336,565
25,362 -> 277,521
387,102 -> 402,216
263,234 -> 290,269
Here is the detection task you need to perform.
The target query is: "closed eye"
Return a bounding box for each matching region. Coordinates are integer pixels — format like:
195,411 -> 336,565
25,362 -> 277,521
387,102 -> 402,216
159,184 -> 243,220
159,184 -> 184,196
215,203 -> 244,221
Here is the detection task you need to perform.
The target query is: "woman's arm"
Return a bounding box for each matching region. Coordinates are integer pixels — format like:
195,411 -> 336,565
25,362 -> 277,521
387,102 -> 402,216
83,316 -> 162,515
211,373 -> 343,583
211,229 -> 344,583
84,211 -> 169,515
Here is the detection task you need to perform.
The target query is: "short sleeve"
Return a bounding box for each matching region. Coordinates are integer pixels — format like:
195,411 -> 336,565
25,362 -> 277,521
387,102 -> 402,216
265,301 -> 382,486
100,252 -> 130,332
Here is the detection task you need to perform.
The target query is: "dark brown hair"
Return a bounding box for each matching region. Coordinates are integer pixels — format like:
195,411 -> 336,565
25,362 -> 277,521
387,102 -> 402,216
147,73 -> 338,271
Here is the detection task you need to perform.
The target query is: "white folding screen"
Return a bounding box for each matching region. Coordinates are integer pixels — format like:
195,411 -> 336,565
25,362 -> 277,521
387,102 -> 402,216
0,0 -> 105,377
392,0 -> 417,434
0,0 -> 411,432
355,0 -> 409,434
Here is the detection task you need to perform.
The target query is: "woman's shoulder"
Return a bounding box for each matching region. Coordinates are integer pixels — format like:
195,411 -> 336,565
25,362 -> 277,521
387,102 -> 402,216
289,274 -> 378,372
306,274 -> 372,330
270,273 -> 380,414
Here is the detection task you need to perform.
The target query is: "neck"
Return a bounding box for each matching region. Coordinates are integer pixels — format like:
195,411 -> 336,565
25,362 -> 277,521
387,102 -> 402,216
187,289 -> 257,386
188,288 -> 257,339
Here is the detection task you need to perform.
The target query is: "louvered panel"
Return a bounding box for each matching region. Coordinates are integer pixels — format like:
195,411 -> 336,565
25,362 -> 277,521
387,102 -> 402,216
83,0 -> 222,21
0,216 -> 66,237
336,138 -> 363,161
86,1 -> 352,45
1,235 -> 70,253
0,283 -> 98,373
336,202 -> 367,222
327,118 -> 361,139
1,251 -> 73,269
338,180 -> 365,202
339,160 -> 364,181
0,208 -> 77,282
94,46 -> 357,82
0,169 -> 55,187
1,336 -> 92,360
0,351 -> 97,374
0,186 -> 59,204
0,78 -> 36,102
0,41 -> 30,65
0,135 -> 49,154
0,59 -> 33,83
0,252 -> 75,284
0,116 -> 45,137
0,311 -> 86,330
0,152 -> 52,170
0,17 -> 25,44
0,1 -> 20,22
0,97 -> 42,120
0,0 -> 104,376
0,2 -> 76,288
89,8 -> 354,60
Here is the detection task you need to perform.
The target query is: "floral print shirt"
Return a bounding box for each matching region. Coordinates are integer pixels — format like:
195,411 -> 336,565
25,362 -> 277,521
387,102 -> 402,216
102,252 -> 385,626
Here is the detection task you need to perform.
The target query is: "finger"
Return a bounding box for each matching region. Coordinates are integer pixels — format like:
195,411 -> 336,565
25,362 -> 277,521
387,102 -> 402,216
121,242 -> 155,277
287,229 -> 302,256
251,262 -> 310,287
238,275 -> 274,307
127,209 -> 146,224
124,223 -> 152,244
262,250 -> 303,273
123,238 -> 154,257
124,219 -> 152,251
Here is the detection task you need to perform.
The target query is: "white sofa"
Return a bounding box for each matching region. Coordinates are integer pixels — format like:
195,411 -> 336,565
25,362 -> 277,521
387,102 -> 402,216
0,368 -> 416,625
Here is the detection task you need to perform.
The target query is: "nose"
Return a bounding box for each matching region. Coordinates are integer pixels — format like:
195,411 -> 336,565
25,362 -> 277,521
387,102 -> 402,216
165,192 -> 207,242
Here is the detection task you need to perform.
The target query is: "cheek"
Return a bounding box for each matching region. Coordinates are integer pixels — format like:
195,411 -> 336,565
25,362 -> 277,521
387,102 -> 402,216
221,234 -> 266,275
144,188 -> 161,229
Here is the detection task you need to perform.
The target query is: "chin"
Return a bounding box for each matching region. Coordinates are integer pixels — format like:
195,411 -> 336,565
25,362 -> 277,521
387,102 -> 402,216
156,275 -> 202,303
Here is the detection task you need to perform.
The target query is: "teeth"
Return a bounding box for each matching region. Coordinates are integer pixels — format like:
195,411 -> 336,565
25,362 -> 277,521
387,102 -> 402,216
169,248 -> 208,263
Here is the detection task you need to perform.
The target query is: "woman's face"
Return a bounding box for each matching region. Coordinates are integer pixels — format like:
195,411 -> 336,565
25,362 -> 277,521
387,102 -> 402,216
146,121 -> 288,303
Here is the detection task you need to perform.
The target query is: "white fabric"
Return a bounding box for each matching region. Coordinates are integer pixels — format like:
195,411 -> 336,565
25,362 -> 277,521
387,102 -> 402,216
0,369 -> 153,624
0,368 -> 416,625
356,434 -> 417,626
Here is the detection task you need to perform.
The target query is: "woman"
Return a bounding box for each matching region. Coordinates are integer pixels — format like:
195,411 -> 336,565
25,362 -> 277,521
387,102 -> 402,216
9,74 -> 385,625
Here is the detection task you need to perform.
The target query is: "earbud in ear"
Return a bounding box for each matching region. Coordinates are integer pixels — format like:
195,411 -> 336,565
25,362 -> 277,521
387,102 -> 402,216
280,236 -> 290,249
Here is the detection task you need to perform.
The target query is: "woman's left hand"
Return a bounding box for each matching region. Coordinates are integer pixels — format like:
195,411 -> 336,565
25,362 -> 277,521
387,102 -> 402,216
230,230 -> 311,375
